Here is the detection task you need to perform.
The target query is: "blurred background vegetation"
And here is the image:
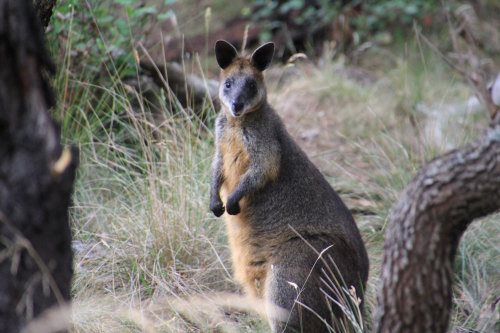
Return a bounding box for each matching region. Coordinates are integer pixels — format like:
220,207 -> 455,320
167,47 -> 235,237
44,0 -> 499,332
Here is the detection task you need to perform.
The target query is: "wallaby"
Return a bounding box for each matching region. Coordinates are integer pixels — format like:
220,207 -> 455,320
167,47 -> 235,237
210,40 -> 369,332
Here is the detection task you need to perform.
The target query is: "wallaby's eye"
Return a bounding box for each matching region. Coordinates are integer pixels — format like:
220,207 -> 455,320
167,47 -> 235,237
225,81 -> 231,89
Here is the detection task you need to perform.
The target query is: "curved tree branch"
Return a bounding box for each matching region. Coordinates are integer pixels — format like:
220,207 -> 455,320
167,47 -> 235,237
374,124 -> 500,332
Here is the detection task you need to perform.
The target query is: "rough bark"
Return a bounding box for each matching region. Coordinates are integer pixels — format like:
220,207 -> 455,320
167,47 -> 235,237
374,125 -> 500,333
33,0 -> 57,27
0,0 -> 76,332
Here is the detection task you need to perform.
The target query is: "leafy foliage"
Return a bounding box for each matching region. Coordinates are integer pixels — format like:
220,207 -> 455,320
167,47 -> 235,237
352,0 -> 437,34
247,0 -> 439,44
49,0 -> 175,78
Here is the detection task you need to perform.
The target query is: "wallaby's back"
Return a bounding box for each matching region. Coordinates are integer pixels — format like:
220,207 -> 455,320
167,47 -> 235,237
210,40 -> 369,332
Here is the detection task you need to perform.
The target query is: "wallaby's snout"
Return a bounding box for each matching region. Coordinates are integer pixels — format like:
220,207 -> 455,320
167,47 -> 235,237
224,75 -> 259,117
215,40 -> 274,118
232,101 -> 244,115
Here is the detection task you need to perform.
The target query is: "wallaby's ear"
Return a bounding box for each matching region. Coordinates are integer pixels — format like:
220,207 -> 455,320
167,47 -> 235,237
251,42 -> 274,71
215,40 -> 238,69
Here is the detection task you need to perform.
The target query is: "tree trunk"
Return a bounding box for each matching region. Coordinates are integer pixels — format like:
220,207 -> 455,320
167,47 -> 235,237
374,125 -> 500,332
0,0 -> 76,332
33,0 -> 57,27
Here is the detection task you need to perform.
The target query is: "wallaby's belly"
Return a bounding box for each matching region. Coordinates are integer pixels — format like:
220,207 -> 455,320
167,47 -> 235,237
219,128 -> 249,195
225,214 -> 270,298
219,128 -> 270,297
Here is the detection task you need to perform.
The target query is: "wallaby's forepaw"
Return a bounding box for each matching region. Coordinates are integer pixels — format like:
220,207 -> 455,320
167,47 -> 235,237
210,199 -> 225,217
226,198 -> 241,215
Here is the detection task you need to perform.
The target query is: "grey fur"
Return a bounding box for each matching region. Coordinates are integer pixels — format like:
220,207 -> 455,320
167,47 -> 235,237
220,74 -> 265,117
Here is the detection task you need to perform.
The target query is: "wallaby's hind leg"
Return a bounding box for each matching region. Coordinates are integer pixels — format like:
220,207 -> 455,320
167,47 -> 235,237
265,237 -> 366,333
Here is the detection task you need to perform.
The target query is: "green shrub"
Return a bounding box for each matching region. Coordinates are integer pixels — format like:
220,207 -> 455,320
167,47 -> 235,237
49,0 -> 176,79
247,0 -> 439,44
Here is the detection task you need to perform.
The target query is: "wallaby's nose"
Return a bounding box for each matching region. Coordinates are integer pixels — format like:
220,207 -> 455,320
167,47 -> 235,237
232,102 -> 244,114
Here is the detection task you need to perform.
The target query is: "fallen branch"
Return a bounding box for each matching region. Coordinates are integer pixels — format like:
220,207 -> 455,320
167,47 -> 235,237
139,59 -> 219,114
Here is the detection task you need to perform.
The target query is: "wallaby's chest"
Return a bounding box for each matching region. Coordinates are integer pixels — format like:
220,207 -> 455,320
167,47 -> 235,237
219,126 -> 250,193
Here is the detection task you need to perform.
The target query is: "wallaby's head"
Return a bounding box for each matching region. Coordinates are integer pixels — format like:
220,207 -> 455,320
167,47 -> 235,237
215,40 -> 274,118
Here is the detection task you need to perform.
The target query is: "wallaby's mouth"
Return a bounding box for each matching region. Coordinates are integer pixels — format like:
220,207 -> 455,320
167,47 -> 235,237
231,110 -> 243,118
230,104 -> 245,117
221,101 -> 245,118
231,102 -> 244,117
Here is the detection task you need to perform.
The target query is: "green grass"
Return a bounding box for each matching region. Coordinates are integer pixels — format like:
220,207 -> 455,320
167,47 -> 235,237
45,1 -> 500,332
